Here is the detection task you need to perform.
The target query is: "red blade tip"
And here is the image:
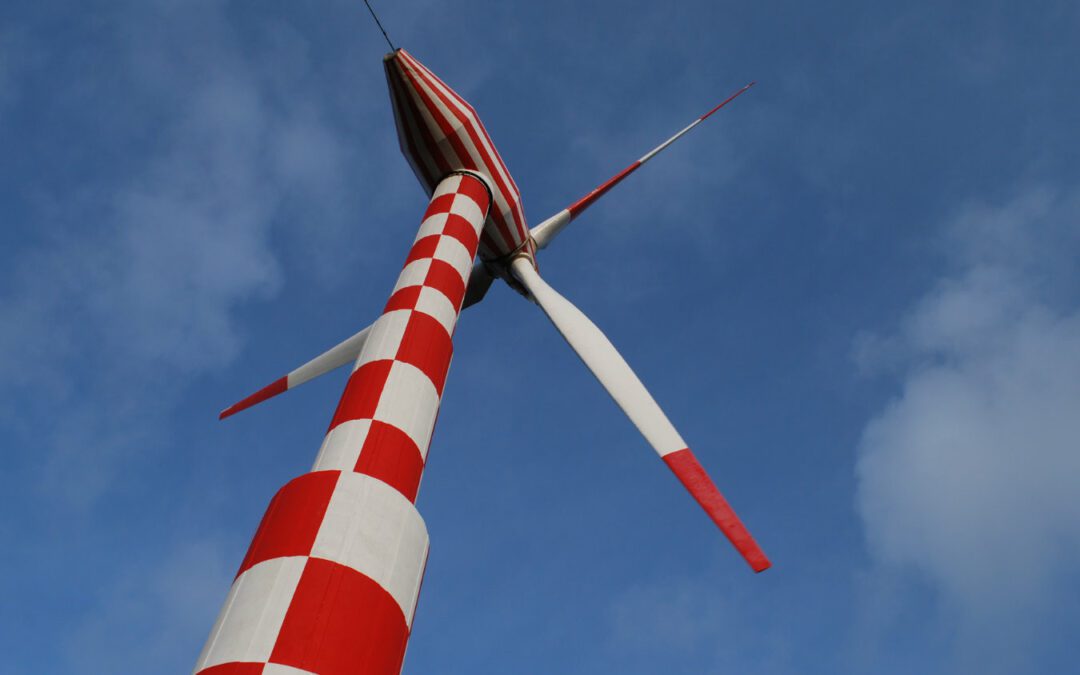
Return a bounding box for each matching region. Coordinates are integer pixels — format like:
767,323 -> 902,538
662,448 -> 771,573
218,376 -> 288,421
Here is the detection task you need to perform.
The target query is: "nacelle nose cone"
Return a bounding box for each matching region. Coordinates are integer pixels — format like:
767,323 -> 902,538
384,49 -> 531,262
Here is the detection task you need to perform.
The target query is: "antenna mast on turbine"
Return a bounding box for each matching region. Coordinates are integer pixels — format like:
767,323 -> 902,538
363,0 -> 396,51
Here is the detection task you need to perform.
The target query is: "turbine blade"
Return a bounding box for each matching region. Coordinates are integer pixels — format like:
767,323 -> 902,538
530,82 -> 755,250
219,261 -> 499,420
510,259 -> 769,572
219,324 -> 373,420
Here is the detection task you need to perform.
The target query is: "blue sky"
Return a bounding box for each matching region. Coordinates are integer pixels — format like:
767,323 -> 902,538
2,1 -> 1079,673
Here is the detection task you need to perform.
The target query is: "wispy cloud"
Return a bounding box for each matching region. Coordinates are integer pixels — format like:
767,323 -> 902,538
854,185 -> 1080,672
604,564 -> 797,675
63,537 -> 233,674
0,0 -> 365,505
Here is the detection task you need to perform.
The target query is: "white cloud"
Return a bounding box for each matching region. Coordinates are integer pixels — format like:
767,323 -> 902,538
609,575 -> 721,653
0,0 -> 365,505
63,537 -> 233,675
604,566 -> 796,675
855,186 -> 1080,671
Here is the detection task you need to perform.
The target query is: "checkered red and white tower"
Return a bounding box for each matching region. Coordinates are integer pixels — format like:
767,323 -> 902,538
201,48 -> 768,675
195,172 -> 490,675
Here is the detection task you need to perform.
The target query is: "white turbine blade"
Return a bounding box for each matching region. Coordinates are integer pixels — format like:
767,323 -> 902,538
219,324 -> 373,420
511,261 -> 685,452
530,82 -> 755,250
510,258 -> 770,572
219,262 -> 499,420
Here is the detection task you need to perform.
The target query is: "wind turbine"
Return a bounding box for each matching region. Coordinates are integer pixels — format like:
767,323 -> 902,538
195,47 -> 767,675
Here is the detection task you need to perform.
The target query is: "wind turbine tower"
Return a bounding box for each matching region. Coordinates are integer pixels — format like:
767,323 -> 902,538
194,48 -> 767,675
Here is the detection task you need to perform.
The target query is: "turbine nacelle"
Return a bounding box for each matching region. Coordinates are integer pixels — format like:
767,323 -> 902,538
384,49 -> 535,265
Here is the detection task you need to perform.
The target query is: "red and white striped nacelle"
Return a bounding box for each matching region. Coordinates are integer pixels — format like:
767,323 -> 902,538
385,49 -> 536,265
